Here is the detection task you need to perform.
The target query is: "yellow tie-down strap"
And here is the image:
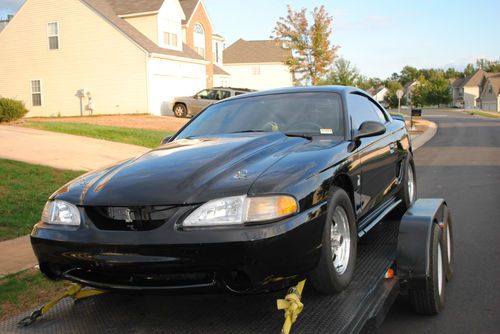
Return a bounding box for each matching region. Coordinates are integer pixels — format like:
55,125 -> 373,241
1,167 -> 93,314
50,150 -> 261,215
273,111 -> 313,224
18,283 -> 107,327
277,279 -> 306,334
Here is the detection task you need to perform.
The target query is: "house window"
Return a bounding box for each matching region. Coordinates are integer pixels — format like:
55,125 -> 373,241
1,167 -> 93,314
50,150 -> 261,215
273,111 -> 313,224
193,23 -> 205,58
31,80 -> 42,106
251,66 -> 261,75
47,22 -> 59,50
163,20 -> 178,48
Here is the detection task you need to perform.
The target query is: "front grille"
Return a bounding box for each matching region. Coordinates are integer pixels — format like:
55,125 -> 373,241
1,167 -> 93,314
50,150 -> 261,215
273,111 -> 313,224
64,268 -> 216,289
85,205 -> 182,231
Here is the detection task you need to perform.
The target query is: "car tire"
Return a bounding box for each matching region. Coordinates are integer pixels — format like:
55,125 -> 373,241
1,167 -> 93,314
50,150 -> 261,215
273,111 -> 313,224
397,154 -> 417,213
443,206 -> 454,281
173,103 -> 187,118
409,223 -> 446,315
309,187 -> 357,294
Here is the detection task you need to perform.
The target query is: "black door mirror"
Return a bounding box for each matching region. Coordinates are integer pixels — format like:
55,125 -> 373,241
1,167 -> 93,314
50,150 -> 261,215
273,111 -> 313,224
160,136 -> 171,145
352,121 -> 386,141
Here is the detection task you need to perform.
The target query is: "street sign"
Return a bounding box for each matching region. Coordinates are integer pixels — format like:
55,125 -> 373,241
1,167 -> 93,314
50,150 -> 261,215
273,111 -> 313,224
396,89 -> 403,99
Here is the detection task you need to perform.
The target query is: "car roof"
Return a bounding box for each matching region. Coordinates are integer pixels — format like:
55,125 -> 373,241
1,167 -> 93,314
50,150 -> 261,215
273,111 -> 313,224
225,85 -> 365,101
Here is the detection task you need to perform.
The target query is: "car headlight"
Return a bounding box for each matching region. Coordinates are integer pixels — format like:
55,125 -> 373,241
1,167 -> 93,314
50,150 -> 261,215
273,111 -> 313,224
41,200 -> 81,226
183,195 -> 298,227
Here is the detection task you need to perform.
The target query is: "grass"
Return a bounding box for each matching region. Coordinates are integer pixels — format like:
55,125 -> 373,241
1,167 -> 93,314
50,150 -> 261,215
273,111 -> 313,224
0,159 -> 83,241
0,268 -> 70,321
23,121 -> 172,148
463,110 -> 500,119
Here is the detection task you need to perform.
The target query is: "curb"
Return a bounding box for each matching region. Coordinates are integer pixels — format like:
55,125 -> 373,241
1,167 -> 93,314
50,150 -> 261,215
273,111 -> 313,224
411,119 -> 438,151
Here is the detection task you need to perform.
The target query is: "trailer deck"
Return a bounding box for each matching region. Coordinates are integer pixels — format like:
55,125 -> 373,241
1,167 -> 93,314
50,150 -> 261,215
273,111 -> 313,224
0,218 -> 400,334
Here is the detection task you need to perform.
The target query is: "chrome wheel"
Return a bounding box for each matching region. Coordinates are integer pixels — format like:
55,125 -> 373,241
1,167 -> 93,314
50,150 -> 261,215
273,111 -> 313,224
437,243 -> 444,296
407,165 -> 415,203
446,226 -> 451,265
331,206 -> 351,275
174,105 -> 185,117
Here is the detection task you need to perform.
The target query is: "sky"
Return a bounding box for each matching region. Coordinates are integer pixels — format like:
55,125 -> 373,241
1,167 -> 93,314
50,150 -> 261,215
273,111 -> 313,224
1,0 -> 499,78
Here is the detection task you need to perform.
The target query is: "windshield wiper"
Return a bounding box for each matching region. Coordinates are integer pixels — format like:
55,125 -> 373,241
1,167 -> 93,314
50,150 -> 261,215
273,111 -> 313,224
230,130 -> 267,133
284,133 -> 313,140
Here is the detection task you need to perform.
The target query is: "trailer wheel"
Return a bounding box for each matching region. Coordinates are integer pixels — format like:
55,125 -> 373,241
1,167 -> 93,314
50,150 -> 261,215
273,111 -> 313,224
443,207 -> 454,281
409,223 -> 445,315
309,187 -> 357,294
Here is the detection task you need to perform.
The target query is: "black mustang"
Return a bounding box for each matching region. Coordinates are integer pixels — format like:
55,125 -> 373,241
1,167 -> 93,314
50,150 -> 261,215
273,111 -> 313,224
31,86 -> 416,294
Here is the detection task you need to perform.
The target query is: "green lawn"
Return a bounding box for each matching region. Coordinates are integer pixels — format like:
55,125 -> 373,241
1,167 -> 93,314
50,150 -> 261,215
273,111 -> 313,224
463,110 -> 500,119
0,269 -> 69,320
0,159 -> 83,241
23,121 -> 172,148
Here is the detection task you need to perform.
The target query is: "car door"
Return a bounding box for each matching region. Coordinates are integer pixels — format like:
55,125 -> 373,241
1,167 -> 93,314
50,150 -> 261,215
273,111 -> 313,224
191,89 -> 218,115
348,92 -> 397,220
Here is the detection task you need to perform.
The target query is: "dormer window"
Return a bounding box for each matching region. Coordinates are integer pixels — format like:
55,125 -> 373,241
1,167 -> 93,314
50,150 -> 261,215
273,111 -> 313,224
163,19 -> 179,48
194,23 -> 205,58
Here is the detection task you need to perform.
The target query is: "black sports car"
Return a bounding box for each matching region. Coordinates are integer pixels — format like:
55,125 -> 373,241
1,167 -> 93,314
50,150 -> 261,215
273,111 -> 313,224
31,86 -> 416,294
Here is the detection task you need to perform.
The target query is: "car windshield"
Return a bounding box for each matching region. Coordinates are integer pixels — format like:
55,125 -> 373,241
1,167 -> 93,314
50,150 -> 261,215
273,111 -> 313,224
175,92 -> 344,139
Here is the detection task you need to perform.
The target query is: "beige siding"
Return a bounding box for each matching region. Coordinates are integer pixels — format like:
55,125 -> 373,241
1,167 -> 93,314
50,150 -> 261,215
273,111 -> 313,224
463,86 -> 480,109
0,0 -> 148,117
124,14 -> 158,45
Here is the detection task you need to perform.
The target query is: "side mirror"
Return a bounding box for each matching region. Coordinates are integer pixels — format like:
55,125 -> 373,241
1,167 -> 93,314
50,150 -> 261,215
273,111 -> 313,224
160,136 -> 171,145
391,114 -> 405,122
352,121 -> 386,141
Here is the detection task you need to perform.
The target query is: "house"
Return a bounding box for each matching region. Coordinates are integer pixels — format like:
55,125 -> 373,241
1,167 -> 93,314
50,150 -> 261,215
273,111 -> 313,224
0,0 -> 225,117
450,69 -> 487,109
222,39 -> 293,91
403,81 -> 419,105
479,73 -> 500,112
366,86 -> 388,103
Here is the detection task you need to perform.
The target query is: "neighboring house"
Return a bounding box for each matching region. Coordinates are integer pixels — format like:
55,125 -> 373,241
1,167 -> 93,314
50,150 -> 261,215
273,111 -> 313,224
403,81 -> 419,105
450,69 -> 487,109
0,15 -> 13,32
0,0 -> 225,117
222,39 -> 293,91
366,86 -> 388,103
479,73 -> 500,112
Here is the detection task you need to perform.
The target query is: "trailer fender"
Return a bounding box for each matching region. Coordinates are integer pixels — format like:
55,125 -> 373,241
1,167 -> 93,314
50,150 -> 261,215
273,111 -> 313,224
396,199 -> 448,287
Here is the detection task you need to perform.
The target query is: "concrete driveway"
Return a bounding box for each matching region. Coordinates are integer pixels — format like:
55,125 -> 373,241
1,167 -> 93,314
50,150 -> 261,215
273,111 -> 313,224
0,125 -> 149,171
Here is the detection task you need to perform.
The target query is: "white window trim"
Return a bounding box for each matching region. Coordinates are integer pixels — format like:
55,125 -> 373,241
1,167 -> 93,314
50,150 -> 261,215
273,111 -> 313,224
30,79 -> 43,107
193,23 -> 206,58
47,21 -> 60,50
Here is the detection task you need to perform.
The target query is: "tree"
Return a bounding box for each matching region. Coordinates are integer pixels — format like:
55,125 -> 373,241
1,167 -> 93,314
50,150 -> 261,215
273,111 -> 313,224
464,63 -> 475,76
384,80 -> 406,109
445,67 -> 463,79
475,58 -> 500,72
399,66 -> 419,86
272,5 -> 338,85
318,57 -> 361,86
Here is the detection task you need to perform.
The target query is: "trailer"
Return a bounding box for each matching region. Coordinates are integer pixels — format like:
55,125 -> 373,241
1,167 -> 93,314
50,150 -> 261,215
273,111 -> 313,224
0,199 -> 453,334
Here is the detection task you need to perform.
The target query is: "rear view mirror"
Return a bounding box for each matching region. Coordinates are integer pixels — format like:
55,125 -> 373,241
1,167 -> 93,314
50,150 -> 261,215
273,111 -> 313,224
352,121 -> 386,141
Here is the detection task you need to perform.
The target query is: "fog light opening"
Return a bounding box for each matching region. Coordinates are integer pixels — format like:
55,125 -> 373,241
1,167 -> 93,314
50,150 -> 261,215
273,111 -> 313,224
223,270 -> 252,293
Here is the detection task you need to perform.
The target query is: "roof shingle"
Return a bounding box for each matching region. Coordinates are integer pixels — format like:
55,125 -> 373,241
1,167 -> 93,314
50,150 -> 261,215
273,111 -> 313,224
223,39 -> 292,64
105,0 -> 164,15
179,0 -> 199,24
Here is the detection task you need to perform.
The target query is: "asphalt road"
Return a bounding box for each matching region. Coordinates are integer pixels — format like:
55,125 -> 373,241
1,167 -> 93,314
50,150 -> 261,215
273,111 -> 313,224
381,109 -> 500,333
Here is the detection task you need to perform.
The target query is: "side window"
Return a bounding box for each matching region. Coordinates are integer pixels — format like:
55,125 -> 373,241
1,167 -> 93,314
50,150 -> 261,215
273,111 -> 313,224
216,90 -> 230,100
348,93 -> 383,129
196,90 -> 208,99
370,101 -> 388,123
206,89 -> 218,100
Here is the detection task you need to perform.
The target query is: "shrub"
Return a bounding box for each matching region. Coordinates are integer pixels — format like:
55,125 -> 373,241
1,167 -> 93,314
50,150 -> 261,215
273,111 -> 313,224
0,97 -> 29,123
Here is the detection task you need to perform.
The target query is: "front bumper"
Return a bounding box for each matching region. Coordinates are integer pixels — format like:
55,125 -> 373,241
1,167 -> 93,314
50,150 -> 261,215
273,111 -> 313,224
31,203 -> 327,293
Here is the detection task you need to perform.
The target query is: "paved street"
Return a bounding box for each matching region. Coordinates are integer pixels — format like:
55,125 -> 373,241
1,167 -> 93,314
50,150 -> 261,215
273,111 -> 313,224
382,110 -> 500,333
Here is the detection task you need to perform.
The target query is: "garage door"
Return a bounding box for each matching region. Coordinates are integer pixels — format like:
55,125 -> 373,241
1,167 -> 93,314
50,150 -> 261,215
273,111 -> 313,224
482,102 -> 497,111
149,75 -> 204,116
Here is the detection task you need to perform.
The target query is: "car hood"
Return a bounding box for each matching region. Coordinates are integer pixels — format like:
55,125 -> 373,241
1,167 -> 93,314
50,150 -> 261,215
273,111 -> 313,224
53,133 -> 315,206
